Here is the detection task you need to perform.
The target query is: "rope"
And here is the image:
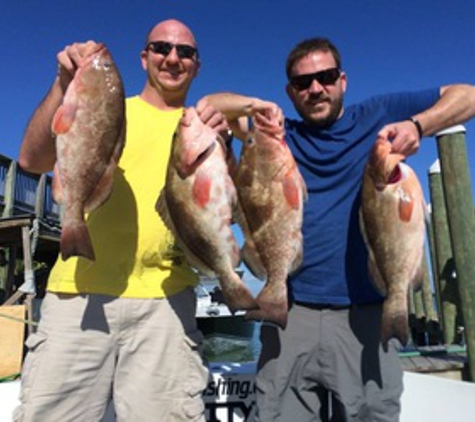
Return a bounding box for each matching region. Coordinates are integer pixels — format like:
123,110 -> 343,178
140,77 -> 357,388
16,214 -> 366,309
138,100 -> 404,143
30,217 -> 39,256
0,311 -> 38,327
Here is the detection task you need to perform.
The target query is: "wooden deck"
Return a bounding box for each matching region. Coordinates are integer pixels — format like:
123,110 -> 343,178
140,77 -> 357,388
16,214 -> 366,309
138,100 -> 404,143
399,345 -> 468,380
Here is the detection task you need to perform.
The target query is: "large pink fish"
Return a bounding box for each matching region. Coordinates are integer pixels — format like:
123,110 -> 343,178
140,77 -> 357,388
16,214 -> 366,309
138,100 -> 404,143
52,43 -> 125,261
234,109 -> 307,328
157,107 -> 257,312
360,137 -> 426,345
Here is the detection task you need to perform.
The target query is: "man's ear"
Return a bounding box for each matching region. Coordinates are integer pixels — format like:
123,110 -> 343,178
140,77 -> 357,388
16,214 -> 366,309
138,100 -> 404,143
285,83 -> 294,101
140,50 -> 148,71
194,60 -> 200,77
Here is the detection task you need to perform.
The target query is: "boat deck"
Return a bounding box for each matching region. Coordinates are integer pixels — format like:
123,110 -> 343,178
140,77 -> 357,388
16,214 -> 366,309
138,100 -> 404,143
399,345 -> 468,380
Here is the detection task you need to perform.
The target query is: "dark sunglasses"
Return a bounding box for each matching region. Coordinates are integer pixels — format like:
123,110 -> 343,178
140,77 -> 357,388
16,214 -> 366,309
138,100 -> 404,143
146,41 -> 198,60
289,68 -> 341,91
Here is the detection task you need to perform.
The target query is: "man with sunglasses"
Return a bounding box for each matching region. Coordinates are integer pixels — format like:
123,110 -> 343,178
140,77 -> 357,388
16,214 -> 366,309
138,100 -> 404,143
15,19 -> 230,422
203,37 -> 475,421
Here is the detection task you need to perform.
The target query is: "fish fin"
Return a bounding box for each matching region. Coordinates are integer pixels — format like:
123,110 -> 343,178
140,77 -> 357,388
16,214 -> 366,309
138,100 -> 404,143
233,200 -> 267,280
411,251 -> 425,292
156,190 -> 174,231
358,206 -> 368,243
245,279 -> 288,328
289,235 -> 304,274
61,220 -> 95,261
84,161 -> 115,212
398,192 -> 415,222
300,172 -> 308,202
192,172 -> 212,208
282,173 -> 301,210
368,258 -> 387,297
219,272 -> 258,312
112,119 -> 127,164
245,307 -> 288,329
381,299 -> 409,346
245,294 -> 288,328
156,191 -> 215,274
359,207 -> 387,296
52,103 -> 77,135
242,241 -> 267,280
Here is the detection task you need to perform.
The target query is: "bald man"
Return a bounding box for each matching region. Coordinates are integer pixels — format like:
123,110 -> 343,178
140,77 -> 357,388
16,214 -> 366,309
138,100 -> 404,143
15,19 -> 229,422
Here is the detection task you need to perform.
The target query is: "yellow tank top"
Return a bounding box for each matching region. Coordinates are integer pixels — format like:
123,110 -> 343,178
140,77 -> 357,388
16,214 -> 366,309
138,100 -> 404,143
47,96 -> 198,298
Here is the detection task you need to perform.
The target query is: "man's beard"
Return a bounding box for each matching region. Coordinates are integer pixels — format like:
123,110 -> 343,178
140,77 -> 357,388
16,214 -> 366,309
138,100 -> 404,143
297,95 -> 343,128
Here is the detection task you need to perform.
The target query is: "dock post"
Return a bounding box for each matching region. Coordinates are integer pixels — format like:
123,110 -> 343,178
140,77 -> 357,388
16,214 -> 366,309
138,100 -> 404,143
426,215 -> 442,321
421,249 -> 441,344
428,160 -> 461,344
436,125 -> 475,381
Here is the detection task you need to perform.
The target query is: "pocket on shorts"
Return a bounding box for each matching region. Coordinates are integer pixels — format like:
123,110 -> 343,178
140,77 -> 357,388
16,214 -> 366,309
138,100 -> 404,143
19,331 -> 49,407
25,330 -> 48,351
181,329 -> 209,419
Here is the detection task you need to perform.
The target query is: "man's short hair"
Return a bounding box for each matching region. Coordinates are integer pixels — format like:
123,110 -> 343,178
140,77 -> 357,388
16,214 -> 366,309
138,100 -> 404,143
286,37 -> 342,79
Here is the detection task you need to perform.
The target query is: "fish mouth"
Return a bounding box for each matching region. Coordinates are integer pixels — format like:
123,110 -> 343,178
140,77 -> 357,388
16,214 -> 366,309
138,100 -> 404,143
253,110 -> 285,140
373,162 -> 407,191
369,138 -> 407,191
387,164 -> 402,184
176,141 -> 216,179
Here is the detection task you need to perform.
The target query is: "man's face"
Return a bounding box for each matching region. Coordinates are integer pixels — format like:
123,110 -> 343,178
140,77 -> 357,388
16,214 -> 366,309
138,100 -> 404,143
286,50 -> 346,127
141,21 -> 200,97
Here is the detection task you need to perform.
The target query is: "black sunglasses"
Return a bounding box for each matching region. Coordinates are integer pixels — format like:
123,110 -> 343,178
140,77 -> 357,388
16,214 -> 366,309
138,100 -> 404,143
289,68 -> 341,91
146,41 -> 198,60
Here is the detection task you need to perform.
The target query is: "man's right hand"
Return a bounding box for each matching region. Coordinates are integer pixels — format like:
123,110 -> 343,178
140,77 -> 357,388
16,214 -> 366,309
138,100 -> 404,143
56,40 -> 98,92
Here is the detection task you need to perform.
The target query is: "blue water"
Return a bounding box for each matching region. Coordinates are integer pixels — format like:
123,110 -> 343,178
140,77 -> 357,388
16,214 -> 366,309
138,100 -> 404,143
242,273 -> 263,361
202,273 -> 263,363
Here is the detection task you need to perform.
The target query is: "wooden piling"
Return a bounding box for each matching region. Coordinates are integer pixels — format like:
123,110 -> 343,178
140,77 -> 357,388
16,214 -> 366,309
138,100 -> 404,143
428,160 -> 460,344
426,216 -> 442,320
436,125 -> 475,382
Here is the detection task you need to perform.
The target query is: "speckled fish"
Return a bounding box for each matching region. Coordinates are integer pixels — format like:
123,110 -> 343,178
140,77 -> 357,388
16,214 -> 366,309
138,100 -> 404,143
156,107 -> 257,312
234,109 -> 307,328
52,43 -> 125,261
360,137 -> 426,345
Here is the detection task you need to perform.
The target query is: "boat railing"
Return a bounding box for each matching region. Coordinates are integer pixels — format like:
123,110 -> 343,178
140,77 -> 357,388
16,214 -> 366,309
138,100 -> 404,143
0,155 -> 10,209
0,153 -> 61,225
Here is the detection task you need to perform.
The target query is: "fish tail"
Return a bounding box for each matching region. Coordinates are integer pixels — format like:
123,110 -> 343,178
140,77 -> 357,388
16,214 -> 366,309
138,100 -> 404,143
381,301 -> 409,346
245,281 -> 288,329
219,273 -> 258,312
61,220 -> 95,261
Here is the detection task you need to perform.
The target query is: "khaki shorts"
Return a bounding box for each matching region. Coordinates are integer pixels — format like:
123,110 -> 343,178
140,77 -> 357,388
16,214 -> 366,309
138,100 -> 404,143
14,288 -> 209,422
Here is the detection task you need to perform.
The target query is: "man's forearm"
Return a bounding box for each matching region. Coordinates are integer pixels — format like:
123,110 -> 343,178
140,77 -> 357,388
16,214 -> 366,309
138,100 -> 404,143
415,84 -> 475,137
19,78 -> 64,174
201,92 -> 256,120
201,92 -> 281,141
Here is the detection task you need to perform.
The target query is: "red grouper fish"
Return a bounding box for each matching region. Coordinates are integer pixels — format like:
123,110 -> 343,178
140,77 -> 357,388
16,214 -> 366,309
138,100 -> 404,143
156,107 -> 257,312
360,137 -> 426,346
51,43 -> 126,261
234,109 -> 307,328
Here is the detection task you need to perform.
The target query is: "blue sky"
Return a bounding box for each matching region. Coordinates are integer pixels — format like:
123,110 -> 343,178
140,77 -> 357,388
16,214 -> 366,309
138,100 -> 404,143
2,0 -> 475,204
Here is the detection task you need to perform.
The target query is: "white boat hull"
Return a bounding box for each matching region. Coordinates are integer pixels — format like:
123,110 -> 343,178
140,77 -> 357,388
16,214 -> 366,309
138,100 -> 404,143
3,366 -> 475,421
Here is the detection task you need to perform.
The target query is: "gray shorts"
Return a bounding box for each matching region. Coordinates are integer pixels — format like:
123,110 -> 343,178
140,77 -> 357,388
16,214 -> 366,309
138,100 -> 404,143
14,288 -> 209,422
255,303 -> 403,422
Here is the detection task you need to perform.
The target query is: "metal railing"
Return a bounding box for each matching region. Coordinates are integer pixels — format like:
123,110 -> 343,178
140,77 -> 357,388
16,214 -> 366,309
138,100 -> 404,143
0,153 -> 60,224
